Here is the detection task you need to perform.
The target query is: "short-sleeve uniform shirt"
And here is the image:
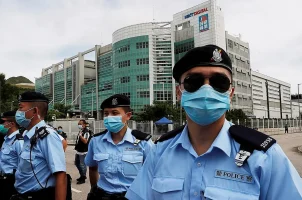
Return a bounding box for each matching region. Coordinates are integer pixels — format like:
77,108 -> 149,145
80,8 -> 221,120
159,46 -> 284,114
85,128 -> 154,193
126,120 -> 302,200
15,120 -> 66,194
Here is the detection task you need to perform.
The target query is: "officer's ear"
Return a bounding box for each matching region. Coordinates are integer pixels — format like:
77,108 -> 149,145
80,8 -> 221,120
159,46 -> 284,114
12,121 -> 18,128
229,87 -> 235,103
125,110 -> 132,120
176,85 -> 182,101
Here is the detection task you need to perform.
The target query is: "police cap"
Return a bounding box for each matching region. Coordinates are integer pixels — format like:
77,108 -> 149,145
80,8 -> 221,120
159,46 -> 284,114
101,94 -> 130,110
173,44 -> 232,82
1,111 -> 16,119
18,91 -> 49,103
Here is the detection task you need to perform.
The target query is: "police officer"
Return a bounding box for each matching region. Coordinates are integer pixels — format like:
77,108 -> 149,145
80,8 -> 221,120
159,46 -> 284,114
85,94 -> 154,200
11,91 -> 67,200
126,45 -> 302,200
0,111 -> 23,200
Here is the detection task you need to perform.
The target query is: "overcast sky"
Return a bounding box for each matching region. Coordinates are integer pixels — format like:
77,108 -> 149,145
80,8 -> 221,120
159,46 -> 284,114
0,0 -> 301,93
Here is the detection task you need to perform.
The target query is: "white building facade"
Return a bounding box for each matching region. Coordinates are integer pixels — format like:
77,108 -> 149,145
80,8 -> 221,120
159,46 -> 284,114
252,71 -> 291,119
225,32 -> 253,114
172,0 -> 226,65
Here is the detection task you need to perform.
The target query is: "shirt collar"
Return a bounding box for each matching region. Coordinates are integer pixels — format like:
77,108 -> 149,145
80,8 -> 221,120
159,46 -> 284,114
5,130 -> 19,140
171,125 -> 191,151
102,127 -> 134,144
24,120 -> 47,139
171,120 -> 232,157
210,120 -> 232,157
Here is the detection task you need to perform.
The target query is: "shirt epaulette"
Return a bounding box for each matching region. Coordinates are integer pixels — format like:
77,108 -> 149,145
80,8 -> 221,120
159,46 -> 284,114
11,133 -> 23,145
229,125 -> 276,167
155,125 -> 185,144
93,130 -> 108,137
30,126 -> 50,148
15,133 -> 23,140
131,130 -> 151,145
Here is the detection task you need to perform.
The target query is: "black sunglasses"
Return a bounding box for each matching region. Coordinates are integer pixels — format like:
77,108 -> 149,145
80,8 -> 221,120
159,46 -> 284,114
181,73 -> 231,93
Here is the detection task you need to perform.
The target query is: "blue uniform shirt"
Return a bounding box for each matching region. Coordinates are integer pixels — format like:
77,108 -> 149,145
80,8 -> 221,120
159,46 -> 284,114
0,130 -> 24,174
85,128 -> 154,193
15,120 -> 66,194
126,120 -> 302,200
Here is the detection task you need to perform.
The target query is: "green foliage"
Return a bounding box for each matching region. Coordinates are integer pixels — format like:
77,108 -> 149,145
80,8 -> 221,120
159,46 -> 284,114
226,109 -> 248,122
0,73 -> 34,113
53,103 -> 72,116
45,109 -> 66,122
6,76 -> 33,84
135,101 -> 185,124
45,103 -> 72,122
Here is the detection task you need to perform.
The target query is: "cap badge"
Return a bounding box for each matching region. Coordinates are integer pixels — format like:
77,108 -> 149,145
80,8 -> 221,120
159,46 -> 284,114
112,98 -> 118,106
211,49 -> 223,62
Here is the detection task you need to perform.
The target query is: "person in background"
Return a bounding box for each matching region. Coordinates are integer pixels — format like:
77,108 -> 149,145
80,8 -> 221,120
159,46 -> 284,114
0,111 -> 24,200
57,126 -> 67,140
57,126 -> 68,151
74,119 -> 90,184
285,123 -> 289,134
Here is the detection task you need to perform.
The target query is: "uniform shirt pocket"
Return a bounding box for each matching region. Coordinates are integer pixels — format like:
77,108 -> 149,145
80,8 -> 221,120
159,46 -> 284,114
2,148 -> 12,155
93,153 -> 109,174
204,186 -> 259,200
19,152 -> 34,173
151,177 -> 184,200
122,153 -> 143,176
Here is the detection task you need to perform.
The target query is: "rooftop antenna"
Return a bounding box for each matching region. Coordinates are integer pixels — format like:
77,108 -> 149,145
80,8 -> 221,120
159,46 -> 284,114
153,5 -> 155,22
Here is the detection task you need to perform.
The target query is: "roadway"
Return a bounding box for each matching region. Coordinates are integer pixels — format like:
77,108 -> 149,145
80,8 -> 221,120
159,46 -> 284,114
66,132 -> 302,200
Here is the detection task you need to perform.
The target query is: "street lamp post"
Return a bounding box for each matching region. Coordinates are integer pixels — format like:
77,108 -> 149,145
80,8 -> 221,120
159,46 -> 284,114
162,83 -> 165,101
11,101 -> 14,110
92,88 -> 95,118
298,84 -> 301,131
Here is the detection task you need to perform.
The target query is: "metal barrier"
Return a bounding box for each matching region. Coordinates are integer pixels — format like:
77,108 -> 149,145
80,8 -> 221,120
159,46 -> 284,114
50,118 -> 302,144
231,118 -> 302,136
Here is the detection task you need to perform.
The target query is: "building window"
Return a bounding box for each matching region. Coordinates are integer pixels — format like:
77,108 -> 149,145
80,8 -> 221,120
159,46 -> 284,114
228,39 -> 233,48
100,82 -> 112,91
137,91 -> 150,98
120,92 -> 130,99
118,60 -> 130,68
175,41 -> 194,54
136,42 -> 149,49
245,47 -> 249,53
154,91 -> 172,101
120,76 -> 130,83
240,45 -> 245,51
137,75 -> 149,81
228,53 -> 234,63
136,58 -> 149,65
117,45 -> 130,53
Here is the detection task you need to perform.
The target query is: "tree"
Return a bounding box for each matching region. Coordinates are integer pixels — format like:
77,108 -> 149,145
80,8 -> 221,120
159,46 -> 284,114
135,101 -> 185,125
53,103 -> 72,116
45,109 -> 66,122
0,73 -> 33,113
44,103 -> 72,122
226,109 -> 248,123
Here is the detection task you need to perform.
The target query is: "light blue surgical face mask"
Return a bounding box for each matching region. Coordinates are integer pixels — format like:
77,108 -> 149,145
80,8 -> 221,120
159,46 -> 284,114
104,115 -> 126,133
15,107 -> 35,128
0,124 -> 9,135
181,84 -> 230,126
